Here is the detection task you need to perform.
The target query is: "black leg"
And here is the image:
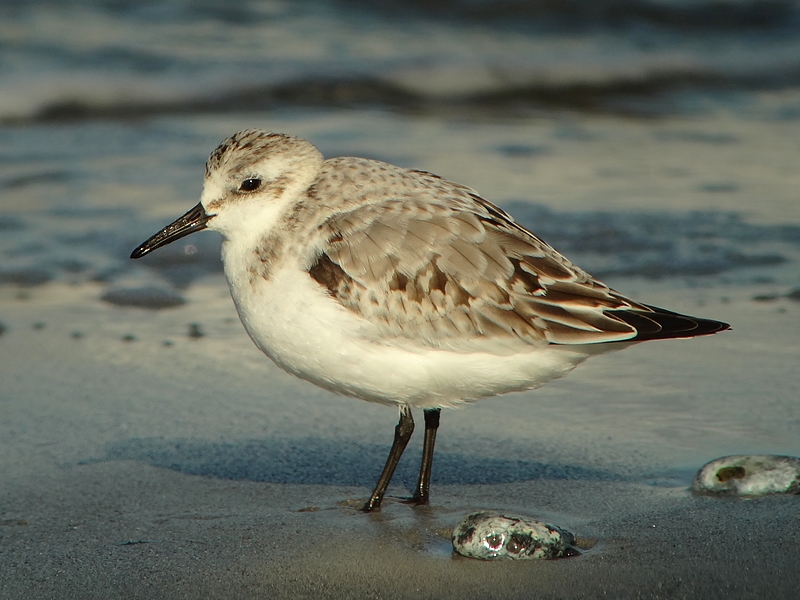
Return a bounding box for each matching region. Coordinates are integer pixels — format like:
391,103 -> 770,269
362,405 -> 415,512
409,408 -> 441,506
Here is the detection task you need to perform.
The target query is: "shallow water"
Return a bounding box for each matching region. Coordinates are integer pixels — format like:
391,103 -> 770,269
4,0 -> 800,123
1,2 -> 800,598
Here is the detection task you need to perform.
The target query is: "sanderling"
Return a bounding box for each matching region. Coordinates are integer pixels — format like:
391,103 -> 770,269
131,130 -> 729,511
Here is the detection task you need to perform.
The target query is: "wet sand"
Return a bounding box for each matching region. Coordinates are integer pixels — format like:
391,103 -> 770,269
1,279 -> 798,599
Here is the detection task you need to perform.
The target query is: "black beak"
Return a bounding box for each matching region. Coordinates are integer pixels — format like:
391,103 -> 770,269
130,203 -> 213,259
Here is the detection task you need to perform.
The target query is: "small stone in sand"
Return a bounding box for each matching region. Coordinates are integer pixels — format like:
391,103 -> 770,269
692,455 -> 800,496
452,511 -> 577,560
101,286 -> 186,309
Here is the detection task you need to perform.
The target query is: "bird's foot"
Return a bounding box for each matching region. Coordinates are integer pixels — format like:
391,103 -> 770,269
400,494 -> 429,507
360,496 -> 382,513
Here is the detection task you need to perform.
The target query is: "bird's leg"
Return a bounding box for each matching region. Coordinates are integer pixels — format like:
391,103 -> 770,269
407,408 -> 441,506
362,405 -> 414,512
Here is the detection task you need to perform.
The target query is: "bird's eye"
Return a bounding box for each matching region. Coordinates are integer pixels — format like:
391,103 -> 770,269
239,178 -> 262,192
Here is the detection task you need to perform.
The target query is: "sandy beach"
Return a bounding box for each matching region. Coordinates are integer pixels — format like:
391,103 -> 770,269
2,277 -> 799,598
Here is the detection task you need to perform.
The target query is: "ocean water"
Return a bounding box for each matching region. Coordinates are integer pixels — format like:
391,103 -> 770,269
3,0 -> 800,281
3,0 -> 800,123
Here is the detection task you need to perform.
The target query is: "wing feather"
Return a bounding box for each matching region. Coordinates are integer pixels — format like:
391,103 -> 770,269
306,161 -> 728,349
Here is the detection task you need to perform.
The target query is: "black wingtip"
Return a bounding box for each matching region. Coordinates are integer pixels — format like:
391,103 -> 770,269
610,305 -> 729,342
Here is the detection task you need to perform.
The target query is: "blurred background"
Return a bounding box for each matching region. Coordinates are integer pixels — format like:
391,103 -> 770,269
1,0 -> 800,294
4,0 -> 800,123
1,0 -> 800,288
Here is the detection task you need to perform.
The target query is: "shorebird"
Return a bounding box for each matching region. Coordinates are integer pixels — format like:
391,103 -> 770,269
131,130 -> 729,511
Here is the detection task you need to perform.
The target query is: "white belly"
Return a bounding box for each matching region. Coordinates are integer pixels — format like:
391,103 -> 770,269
223,260 -> 594,409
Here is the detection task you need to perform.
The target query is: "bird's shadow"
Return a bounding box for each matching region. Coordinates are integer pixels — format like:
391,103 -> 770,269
88,436 -> 622,488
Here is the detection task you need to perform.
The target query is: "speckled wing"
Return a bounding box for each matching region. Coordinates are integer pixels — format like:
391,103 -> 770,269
307,165 -> 726,349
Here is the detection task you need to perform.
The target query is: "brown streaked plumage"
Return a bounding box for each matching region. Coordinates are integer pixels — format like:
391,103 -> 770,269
301,162 -> 726,349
